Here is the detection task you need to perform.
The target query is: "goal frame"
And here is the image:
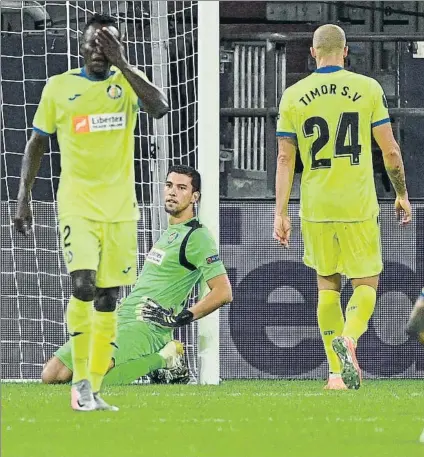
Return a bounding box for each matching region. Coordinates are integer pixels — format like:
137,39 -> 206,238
1,0 -> 221,385
197,1 -> 220,385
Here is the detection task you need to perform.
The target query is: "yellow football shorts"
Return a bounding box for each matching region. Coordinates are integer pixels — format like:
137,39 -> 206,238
59,217 -> 137,288
301,217 -> 383,279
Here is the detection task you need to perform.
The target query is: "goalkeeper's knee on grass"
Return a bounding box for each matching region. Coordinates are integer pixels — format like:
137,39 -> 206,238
41,357 -> 72,384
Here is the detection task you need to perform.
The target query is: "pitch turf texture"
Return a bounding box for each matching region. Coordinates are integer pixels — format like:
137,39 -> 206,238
2,380 -> 423,457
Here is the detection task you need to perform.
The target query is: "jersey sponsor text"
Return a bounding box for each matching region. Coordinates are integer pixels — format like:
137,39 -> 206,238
73,113 -> 126,133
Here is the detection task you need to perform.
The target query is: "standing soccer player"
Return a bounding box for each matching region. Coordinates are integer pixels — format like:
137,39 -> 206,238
14,14 -> 169,411
273,24 -> 412,390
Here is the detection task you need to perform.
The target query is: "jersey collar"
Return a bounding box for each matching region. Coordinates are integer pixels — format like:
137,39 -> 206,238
315,66 -> 344,74
168,217 -> 198,228
77,66 -> 116,81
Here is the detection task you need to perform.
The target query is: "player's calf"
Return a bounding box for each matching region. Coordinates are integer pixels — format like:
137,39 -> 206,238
89,286 -> 119,410
41,356 -> 72,384
68,270 -> 97,386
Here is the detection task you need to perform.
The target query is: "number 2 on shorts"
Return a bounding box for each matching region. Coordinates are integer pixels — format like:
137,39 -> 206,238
63,225 -> 71,248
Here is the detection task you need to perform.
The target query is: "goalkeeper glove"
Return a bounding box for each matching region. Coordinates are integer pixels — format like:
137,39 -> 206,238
137,297 -> 194,328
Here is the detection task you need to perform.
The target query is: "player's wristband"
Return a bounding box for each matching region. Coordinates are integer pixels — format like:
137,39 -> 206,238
175,309 -> 194,326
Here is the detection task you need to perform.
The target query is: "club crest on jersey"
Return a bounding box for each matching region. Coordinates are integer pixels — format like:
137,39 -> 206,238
107,84 -> 123,99
167,232 -> 179,244
146,248 -> 165,265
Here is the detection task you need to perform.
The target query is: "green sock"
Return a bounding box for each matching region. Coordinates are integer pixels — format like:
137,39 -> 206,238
103,353 -> 167,386
317,290 -> 344,374
66,296 -> 93,384
343,285 -> 377,343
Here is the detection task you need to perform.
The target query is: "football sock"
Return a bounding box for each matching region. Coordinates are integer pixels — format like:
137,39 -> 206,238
102,354 -> 167,386
66,296 -> 93,384
343,285 -> 377,343
89,310 -> 117,393
317,290 -> 344,374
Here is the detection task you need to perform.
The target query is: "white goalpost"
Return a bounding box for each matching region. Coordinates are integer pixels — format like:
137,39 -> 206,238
197,1 -> 220,385
1,0 -> 220,384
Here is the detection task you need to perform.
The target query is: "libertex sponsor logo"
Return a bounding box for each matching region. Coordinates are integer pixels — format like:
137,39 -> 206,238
72,113 -> 126,133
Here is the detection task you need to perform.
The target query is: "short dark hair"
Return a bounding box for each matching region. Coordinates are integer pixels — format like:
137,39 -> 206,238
83,13 -> 120,39
167,165 -> 201,193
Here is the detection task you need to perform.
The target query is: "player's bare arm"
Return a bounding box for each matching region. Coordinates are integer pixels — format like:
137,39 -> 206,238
274,136 -> 296,247
95,27 -> 169,119
372,123 -> 412,225
141,274 -> 232,328
187,274 -> 233,320
14,131 -> 49,235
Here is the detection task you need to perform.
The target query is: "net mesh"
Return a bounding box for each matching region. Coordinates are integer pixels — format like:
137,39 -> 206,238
1,0 -> 198,380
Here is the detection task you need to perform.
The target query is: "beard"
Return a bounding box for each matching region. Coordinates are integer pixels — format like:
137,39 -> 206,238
164,201 -> 183,216
164,205 -> 179,216
165,201 -> 193,216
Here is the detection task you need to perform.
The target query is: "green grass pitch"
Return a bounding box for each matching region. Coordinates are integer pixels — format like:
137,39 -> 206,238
2,380 -> 423,457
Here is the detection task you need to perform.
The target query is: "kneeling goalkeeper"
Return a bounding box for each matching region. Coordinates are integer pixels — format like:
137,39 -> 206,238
42,165 -> 233,387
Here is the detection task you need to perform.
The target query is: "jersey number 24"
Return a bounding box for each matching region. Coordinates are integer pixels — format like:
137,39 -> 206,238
303,112 -> 361,170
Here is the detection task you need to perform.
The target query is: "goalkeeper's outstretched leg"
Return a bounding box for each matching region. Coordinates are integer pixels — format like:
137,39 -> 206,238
41,341 -> 189,386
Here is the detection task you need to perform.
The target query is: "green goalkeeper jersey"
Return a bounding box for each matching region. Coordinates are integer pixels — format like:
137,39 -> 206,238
118,217 -> 227,325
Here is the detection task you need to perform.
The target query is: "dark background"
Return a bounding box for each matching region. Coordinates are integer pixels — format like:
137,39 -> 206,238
219,1 -> 424,199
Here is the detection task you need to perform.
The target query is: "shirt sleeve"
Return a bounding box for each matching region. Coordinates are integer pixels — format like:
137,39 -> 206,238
371,80 -> 390,128
276,90 -> 296,138
32,79 -> 57,135
185,228 -> 227,282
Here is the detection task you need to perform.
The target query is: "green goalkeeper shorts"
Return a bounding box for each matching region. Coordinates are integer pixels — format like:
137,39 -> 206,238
54,321 -> 172,370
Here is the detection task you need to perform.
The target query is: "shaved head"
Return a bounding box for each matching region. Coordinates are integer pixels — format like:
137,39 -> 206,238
312,24 -> 346,57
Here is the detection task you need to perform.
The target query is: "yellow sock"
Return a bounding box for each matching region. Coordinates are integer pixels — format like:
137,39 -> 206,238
343,285 -> 377,343
317,290 -> 344,374
66,296 -> 93,384
89,310 -> 117,393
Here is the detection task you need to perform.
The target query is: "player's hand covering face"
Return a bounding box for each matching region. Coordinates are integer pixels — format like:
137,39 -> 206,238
94,27 -> 127,69
81,25 -> 113,77
136,297 -> 194,328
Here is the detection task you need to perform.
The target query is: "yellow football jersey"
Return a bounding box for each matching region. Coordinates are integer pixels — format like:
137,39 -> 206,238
33,66 -> 147,222
277,66 -> 390,222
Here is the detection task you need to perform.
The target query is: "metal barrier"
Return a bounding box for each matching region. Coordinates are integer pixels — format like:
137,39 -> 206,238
232,43 -> 287,172
220,32 -> 424,192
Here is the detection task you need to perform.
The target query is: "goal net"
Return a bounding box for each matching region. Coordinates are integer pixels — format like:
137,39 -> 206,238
1,0 -> 199,381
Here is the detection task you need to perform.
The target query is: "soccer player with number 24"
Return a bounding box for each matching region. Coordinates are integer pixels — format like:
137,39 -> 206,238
14,13 -> 169,411
274,24 -> 412,390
